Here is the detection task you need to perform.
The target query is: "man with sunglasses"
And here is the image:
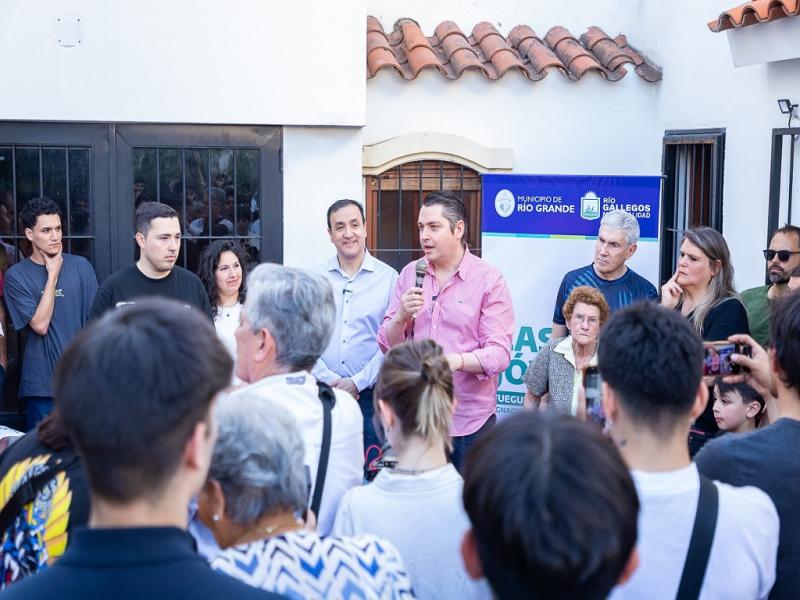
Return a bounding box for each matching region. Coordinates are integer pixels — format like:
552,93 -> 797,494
741,224 -> 800,347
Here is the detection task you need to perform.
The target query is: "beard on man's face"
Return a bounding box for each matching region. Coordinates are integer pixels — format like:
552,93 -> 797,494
769,267 -> 790,285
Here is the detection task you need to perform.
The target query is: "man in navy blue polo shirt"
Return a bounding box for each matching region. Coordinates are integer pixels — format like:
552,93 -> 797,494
551,209 -> 657,339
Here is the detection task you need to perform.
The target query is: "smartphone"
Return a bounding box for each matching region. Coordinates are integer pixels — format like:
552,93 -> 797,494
583,366 -> 605,427
702,342 -> 751,376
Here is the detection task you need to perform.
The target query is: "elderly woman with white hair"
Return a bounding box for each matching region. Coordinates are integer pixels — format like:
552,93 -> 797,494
198,392 -> 415,599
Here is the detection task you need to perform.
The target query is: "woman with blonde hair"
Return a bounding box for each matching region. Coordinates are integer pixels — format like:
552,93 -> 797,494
334,339 -> 487,600
523,285 -> 610,415
661,226 -> 749,452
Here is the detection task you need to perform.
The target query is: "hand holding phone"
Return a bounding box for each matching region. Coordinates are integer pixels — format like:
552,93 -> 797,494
583,366 -> 605,428
703,341 -> 752,376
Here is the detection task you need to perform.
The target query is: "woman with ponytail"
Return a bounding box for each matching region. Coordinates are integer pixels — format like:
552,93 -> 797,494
333,340 -> 487,599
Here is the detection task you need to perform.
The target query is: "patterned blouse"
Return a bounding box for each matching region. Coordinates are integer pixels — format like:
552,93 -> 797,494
211,529 -> 416,599
523,336 -> 598,415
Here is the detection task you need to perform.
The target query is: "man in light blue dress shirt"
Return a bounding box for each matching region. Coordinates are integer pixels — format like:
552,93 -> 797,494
313,200 -> 398,462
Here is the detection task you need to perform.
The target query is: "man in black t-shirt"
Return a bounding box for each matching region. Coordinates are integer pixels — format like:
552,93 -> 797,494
90,202 -> 212,320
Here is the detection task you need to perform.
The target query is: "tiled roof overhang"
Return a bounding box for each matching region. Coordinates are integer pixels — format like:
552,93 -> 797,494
708,0 -> 799,32
367,17 -> 662,83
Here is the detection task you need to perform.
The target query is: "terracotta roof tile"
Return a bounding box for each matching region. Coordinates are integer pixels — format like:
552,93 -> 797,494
367,17 -> 662,83
708,0 -> 800,32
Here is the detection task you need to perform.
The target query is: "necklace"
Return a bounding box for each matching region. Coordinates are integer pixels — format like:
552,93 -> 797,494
391,465 -> 438,475
218,302 -> 239,319
389,444 -> 445,476
233,520 -> 303,546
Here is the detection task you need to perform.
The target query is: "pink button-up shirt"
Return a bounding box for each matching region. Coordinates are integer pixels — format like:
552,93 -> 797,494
378,248 -> 514,436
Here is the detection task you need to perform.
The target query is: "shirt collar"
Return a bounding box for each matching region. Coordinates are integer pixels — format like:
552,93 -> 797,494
554,335 -> 598,369
326,250 -> 375,277
60,527 -> 200,566
245,370 -> 313,390
451,246 -> 476,281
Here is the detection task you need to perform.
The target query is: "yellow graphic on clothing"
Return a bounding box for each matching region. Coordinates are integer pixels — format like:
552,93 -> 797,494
0,453 -> 73,566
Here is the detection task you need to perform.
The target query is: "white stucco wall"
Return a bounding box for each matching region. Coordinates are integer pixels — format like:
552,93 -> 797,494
365,0 -> 800,289
0,0 -> 365,126
282,127 -> 364,267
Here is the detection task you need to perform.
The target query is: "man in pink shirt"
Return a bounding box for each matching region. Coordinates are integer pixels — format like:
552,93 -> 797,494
378,191 -> 514,470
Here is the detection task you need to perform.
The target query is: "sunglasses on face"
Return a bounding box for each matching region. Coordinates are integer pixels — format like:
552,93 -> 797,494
763,249 -> 800,262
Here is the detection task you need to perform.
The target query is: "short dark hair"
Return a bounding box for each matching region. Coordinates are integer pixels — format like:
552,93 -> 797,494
422,190 -> 467,242
135,201 -> 179,236
197,240 -> 249,318
770,292 -> 800,391
598,301 -> 704,437
773,224 -> 800,249
20,197 -> 61,230
326,199 -> 365,229
463,412 -> 638,600
54,298 -> 232,502
714,379 -> 764,407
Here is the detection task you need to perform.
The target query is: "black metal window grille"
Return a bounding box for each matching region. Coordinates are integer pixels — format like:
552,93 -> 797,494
0,145 -> 94,263
132,146 -> 261,273
366,160 -> 482,273
660,129 -> 726,283
767,127 -> 800,269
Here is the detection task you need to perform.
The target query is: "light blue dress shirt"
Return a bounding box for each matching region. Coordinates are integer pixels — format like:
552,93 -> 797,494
312,251 -> 398,391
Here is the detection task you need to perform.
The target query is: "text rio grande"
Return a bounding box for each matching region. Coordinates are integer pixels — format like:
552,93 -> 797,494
515,194 -> 575,214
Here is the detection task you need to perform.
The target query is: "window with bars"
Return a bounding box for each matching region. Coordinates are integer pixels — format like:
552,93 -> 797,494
365,160 -> 482,272
0,145 -> 94,266
661,129 -> 725,282
132,146 -> 261,273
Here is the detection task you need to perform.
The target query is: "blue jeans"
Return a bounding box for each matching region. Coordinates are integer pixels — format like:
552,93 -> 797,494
24,396 -> 53,431
450,413 -> 497,474
358,387 -> 382,462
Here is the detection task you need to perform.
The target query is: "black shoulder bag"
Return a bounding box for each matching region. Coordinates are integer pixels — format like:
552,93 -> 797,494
309,381 -> 337,518
675,474 -> 719,600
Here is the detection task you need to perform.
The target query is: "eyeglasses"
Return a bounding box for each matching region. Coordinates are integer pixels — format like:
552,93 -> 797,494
763,249 -> 800,262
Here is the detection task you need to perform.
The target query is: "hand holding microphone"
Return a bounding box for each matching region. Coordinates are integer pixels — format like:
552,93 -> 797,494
400,259 -> 427,321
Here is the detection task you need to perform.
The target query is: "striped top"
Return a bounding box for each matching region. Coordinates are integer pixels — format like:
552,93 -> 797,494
378,248 -> 514,436
211,530 -> 415,599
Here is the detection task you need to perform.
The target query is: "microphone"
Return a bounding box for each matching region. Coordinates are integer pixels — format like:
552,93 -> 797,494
411,259 -> 427,336
414,258 -> 427,289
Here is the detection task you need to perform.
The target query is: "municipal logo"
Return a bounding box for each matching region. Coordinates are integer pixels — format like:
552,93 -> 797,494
580,191 -> 601,221
494,189 -> 515,218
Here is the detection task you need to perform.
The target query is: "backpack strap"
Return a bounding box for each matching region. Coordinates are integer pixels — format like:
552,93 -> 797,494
310,381 -> 336,518
0,455 -> 76,533
675,474 -> 719,600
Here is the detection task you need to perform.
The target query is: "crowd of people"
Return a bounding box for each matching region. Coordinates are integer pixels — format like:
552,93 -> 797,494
0,189 -> 797,599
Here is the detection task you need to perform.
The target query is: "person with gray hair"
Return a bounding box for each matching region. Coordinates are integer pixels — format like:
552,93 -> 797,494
551,209 -> 657,339
230,263 -> 363,535
198,393 -> 415,599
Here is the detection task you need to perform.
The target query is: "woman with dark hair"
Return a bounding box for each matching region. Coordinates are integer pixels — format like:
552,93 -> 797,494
333,340 -> 485,600
661,226 -> 749,451
0,410 -> 89,589
197,240 -> 248,382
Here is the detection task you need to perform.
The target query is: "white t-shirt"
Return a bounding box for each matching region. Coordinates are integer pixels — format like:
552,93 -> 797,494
333,464 -> 490,600
214,302 -> 241,385
610,463 -> 778,600
229,371 -> 363,535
